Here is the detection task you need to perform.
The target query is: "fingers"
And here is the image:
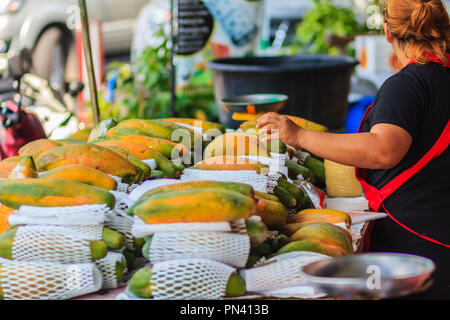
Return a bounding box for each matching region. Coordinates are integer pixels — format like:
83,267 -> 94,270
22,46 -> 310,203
256,112 -> 281,128
260,132 -> 280,142
257,125 -> 280,137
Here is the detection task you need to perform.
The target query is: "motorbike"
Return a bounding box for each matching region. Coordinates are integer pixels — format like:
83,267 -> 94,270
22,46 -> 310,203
0,49 -> 84,159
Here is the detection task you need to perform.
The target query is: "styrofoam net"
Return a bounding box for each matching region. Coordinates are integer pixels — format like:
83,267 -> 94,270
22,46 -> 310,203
243,251 -> 330,293
128,179 -> 180,201
0,258 -> 102,300
11,225 -> 100,263
151,258 -> 236,300
63,225 -> 104,241
147,232 -> 250,268
181,169 -> 274,193
109,175 -> 132,193
8,204 -> 108,226
132,216 -> 246,238
94,251 -> 127,290
111,191 -> 136,215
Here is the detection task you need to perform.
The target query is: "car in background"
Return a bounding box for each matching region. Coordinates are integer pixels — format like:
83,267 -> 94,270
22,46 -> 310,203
0,0 -> 148,90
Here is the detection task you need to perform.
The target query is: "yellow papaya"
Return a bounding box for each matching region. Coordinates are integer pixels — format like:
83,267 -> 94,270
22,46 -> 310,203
35,144 -> 139,184
0,179 -> 116,209
0,204 -> 14,234
294,209 -> 352,229
131,188 -> 256,224
95,140 -> 154,160
18,139 -> 62,157
68,128 -> 92,141
277,239 -> 346,257
39,164 -> 118,191
162,118 -> 225,133
204,132 -> 269,159
289,223 -> 353,254
254,197 -> 288,230
192,156 -> 269,174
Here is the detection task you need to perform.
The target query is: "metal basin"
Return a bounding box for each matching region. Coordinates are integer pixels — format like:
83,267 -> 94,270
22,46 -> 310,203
302,253 -> 435,299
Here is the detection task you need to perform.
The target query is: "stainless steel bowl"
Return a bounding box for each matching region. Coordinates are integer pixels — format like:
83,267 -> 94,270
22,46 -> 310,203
302,253 -> 435,299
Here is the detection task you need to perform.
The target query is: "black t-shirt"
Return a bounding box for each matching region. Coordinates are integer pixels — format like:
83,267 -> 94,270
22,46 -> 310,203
360,61 -> 450,299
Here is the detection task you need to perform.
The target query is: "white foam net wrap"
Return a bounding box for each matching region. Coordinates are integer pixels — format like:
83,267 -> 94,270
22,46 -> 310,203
147,232 -> 250,268
0,259 -> 102,300
132,216 -> 246,238
94,252 -> 127,290
240,152 -> 288,177
128,179 -> 180,201
63,225 -> 104,241
243,252 -> 330,294
10,225 -> 100,263
181,169 -> 271,193
151,258 -> 236,300
8,204 -> 108,226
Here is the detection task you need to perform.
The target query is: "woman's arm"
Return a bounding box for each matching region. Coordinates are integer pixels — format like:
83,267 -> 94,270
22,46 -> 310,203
256,113 -> 413,170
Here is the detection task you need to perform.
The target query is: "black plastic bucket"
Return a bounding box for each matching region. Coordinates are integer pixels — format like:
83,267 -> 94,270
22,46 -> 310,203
207,55 -> 358,129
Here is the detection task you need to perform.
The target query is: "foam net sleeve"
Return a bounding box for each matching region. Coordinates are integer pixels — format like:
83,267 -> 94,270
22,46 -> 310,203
132,216 -> 246,238
181,169 -> 269,192
8,205 -> 108,226
63,225 -> 104,241
11,225 -> 101,263
0,259 -> 102,300
94,251 -> 127,290
243,252 -> 330,293
105,210 -> 136,251
151,258 -> 236,300
147,232 -> 250,268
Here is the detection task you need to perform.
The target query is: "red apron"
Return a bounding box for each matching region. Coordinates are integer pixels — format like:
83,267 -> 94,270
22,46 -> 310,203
355,54 -> 450,249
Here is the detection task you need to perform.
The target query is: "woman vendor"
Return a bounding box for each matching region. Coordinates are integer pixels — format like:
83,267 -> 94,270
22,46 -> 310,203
257,0 -> 450,299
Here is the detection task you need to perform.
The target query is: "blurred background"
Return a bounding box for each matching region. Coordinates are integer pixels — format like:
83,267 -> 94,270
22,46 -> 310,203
0,0 -> 448,136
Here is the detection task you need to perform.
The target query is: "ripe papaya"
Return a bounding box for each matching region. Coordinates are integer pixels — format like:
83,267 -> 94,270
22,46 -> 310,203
131,188 -> 256,224
8,156 -> 38,180
277,239 -> 346,257
0,179 -> 116,209
94,135 -> 188,158
35,144 -> 139,184
95,140 -> 154,160
280,222 -> 316,237
107,119 -> 196,149
100,145 -> 148,183
289,223 -> 353,254
240,115 -> 327,133
254,197 -> 288,230
18,139 -> 62,157
192,156 -> 269,174
294,209 -> 352,229
88,118 -> 119,142
128,267 -> 245,298
132,181 -> 255,209
204,132 -> 269,159
39,164 -> 118,191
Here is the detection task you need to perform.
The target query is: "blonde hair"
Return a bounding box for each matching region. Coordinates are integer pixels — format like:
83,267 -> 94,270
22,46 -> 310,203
382,0 -> 450,64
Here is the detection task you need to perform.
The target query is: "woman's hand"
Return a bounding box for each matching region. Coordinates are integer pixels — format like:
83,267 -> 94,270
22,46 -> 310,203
256,113 -> 303,149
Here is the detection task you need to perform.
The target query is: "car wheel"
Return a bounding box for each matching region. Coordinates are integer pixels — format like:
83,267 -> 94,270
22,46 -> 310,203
32,27 -> 69,92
